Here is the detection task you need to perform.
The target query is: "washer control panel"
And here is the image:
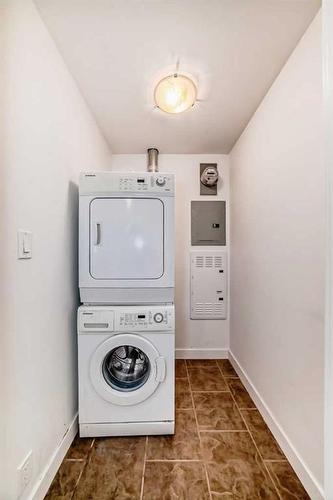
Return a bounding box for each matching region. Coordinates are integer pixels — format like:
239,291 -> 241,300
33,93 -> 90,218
78,305 -> 175,333
117,308 -> 173,331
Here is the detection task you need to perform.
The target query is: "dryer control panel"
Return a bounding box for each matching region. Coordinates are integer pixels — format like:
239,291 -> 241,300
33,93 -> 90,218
80,172 -> 174,195
119,174 -> 173,193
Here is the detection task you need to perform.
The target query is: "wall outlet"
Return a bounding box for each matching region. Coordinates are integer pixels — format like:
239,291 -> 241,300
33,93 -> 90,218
18,451 -> 33,495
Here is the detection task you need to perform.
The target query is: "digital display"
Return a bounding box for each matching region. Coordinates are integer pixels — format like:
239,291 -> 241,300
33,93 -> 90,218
137,178 -> 145,183
137,314 -> 146,319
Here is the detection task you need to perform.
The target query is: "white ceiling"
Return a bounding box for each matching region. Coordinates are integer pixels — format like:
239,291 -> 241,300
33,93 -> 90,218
35,0 -> 321,154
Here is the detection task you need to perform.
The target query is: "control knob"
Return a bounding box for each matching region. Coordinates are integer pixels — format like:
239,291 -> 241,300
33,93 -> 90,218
156,177 -> 166,187
153,312 -> 164,323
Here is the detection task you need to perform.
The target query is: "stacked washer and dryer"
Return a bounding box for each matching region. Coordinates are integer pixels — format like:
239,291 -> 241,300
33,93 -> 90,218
77,150 -> 175,437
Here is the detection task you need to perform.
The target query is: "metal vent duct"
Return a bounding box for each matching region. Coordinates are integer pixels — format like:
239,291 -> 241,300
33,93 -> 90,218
147,148 -> 159,172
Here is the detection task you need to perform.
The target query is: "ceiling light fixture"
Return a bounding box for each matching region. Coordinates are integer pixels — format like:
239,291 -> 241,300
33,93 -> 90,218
154,73 -> 197,114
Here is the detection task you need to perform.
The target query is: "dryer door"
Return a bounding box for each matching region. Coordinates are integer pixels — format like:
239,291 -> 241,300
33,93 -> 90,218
90,333 -> 166,406
89,197 -> 164,280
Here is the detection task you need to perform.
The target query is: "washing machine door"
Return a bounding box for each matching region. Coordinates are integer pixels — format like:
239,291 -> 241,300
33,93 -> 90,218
90,333 -> 166,406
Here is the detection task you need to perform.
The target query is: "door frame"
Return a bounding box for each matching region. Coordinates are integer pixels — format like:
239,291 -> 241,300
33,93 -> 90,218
323,2 -> 333,498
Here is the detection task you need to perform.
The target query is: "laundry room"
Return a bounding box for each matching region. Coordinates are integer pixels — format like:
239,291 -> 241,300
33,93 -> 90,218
1,1 -> 332,500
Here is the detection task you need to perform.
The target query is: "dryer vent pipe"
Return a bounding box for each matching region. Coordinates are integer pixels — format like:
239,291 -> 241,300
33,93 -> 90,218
147,148 -> 159,172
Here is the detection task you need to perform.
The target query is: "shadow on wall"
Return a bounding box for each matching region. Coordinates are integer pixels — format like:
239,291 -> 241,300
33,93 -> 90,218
66,180 -> 80,392
67,180 -> 80,304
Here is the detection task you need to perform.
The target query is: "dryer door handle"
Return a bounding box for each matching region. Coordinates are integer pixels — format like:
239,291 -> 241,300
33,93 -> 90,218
94,223 -> 101,245
155,356 -> 166,382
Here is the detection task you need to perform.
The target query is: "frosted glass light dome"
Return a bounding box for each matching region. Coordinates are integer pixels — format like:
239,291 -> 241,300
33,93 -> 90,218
154,74 -> 197,114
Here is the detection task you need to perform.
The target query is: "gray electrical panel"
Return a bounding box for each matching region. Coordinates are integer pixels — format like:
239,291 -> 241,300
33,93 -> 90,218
191,201 -> 226,246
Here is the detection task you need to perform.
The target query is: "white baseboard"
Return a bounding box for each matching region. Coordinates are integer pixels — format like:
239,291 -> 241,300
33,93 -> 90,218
29,414 -> 78,500
228,351 -> 324,500
176,348 -> 228,359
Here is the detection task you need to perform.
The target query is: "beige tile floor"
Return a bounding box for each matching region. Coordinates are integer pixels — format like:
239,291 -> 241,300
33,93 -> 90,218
45,359 -> 310,499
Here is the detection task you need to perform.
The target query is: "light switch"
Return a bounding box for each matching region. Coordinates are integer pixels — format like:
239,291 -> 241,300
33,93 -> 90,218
18,230 -> 32,259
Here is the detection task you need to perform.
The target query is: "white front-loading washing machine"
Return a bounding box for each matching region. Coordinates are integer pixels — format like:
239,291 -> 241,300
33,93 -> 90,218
79,171 -> 174,305
77,304 -> 175,437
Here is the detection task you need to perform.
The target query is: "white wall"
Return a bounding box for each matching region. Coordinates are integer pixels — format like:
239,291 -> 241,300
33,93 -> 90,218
0,1 -> 112,499
230,13 -> 324,499
110,154 -> 230,357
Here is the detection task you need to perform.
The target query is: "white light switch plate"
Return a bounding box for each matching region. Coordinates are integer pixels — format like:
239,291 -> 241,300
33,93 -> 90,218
18,230 -> 32,259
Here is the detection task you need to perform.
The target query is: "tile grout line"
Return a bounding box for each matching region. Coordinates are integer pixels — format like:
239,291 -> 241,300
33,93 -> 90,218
191,390 -> 230,393
70,437 -> 95,499
216,363 -> 282,500
218,364 -> 281,496
264,459 -> 289,463
71,461 -> 86,499
146,459 -> 202,462
242,417 -> 282,500
140,436 -> 148,500
185,360 -> 212,500
64,458 -> 85,462
176,373 -> 193,410
238,407 -> 259,411
197,429 -> 249,433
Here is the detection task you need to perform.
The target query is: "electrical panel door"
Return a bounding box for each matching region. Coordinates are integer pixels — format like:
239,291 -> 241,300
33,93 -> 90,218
191,201 -> 226,246
190,252 -> 227,319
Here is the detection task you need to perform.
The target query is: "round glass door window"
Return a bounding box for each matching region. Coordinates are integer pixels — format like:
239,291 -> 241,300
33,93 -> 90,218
102,345 -> 150,392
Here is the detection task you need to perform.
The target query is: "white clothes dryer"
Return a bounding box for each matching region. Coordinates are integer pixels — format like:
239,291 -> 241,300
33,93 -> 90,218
78,304 -> 175,437
79,172 -> 174,305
